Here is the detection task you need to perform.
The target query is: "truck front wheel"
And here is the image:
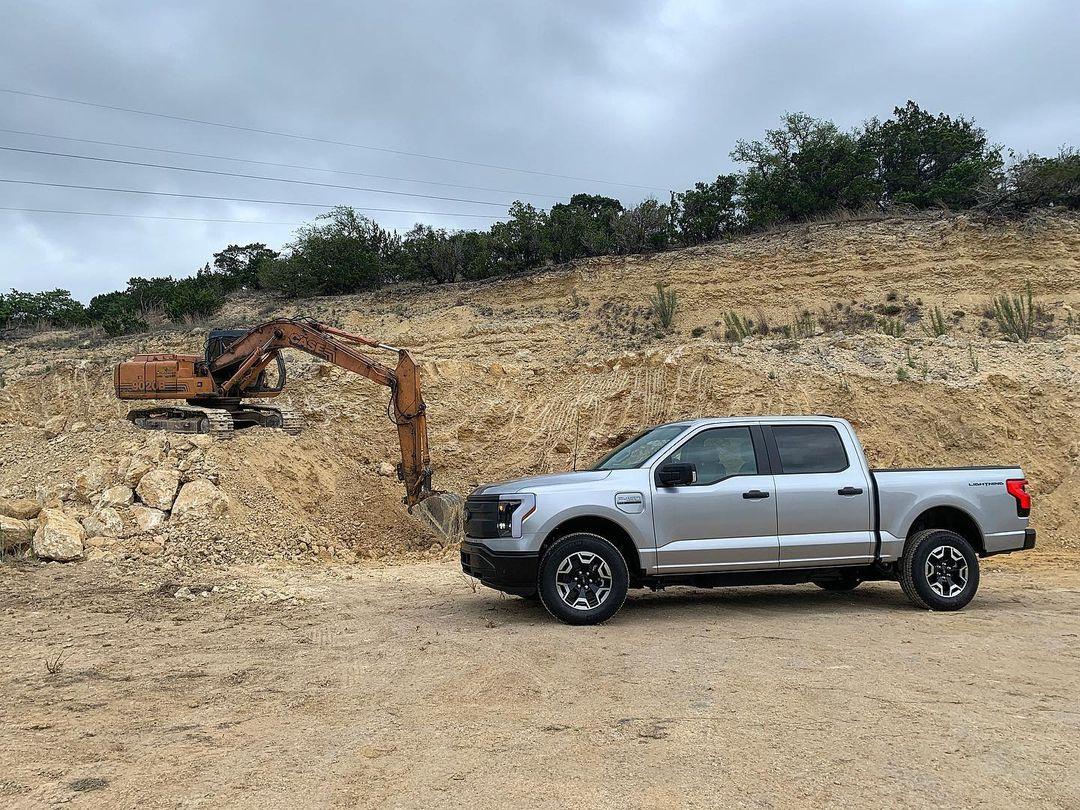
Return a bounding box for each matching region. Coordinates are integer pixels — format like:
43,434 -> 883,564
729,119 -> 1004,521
899,528 -> 980,611
537,533 -> 629,625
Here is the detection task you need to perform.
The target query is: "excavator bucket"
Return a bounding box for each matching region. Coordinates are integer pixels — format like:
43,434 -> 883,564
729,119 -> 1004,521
411,492 -> 464,545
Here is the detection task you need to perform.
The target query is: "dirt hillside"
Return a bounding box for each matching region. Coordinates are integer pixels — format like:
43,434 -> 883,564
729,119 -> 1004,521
1,211 -> 1077,569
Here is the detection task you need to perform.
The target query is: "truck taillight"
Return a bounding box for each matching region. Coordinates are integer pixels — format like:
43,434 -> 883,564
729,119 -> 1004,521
1006,478 -> 1030,517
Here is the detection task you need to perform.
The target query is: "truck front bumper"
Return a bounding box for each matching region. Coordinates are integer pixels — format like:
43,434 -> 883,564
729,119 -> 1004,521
460,540 -> 539,596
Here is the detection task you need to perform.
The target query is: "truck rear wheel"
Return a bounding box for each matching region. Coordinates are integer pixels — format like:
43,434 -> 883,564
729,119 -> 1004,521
900,528 -> 980,611
537,533 -> 628,625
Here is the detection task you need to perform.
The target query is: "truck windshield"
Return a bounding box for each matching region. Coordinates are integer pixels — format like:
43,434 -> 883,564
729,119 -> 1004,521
591,424 -> 689,470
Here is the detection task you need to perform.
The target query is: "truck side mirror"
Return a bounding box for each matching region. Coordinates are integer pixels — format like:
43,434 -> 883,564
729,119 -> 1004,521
657,462 -> 696,487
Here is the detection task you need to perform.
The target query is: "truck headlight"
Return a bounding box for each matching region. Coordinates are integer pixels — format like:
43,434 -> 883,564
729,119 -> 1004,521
497,493 -> 536,537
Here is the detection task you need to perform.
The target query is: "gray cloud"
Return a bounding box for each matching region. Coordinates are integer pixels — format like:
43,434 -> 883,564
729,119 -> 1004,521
1,0 -> 1077,300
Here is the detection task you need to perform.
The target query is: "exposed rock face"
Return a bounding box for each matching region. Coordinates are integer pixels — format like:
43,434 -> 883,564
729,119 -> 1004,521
0,497 -> 40,520
1,515 -> 35,551
136,469 -> 181,511
33,509 -> 85,561
130,504 -> 166,533
173,480 -> 230,519
82,507 -> 124,537
98,485 -> 135,509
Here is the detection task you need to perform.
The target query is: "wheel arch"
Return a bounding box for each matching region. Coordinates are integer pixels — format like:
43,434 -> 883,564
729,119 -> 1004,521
905,505 -> 984,555
539,515 -> 643,581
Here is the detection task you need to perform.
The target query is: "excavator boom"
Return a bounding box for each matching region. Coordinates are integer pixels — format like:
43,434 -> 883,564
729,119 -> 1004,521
116,319 -> 433,506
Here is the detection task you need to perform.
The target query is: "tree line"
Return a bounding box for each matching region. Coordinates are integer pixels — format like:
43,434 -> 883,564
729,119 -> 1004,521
2,101 -> 1076,336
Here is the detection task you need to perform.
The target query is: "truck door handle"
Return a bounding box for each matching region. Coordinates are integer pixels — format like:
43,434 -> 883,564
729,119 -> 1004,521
743,490 -> 770,499
837,486 -> 863,496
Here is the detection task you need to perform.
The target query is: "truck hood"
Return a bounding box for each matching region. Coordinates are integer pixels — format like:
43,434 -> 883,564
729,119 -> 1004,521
470,470 -> 611,496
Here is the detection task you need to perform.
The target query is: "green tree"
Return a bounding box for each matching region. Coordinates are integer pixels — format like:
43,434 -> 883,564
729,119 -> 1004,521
999,148 -> 1080,211
863,101 -> 1002,208
676,174 -> 740,244
732,113 -> 881,229
489,201 -> 548,274
260,206 -> 402,295
86,290 -> 148,335
212,243 -> 279,290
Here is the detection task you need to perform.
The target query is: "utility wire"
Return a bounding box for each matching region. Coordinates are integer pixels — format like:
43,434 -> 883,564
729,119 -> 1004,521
0,127 -> 566,201
0,86 -> 667,192
0,178 -> 503,218
0,205 -> 301,225
0,145 -> 511,207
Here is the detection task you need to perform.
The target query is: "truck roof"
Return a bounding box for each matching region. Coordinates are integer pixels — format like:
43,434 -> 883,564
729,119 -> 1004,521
660,415 -> 850,429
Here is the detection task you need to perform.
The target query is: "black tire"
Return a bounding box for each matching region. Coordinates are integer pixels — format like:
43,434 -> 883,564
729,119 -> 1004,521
813,574 -> 861,592
537,532 -> 629,625
899,528 -> 980,611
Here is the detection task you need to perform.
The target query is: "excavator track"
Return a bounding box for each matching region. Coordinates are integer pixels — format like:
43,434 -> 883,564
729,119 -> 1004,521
127,406 -> 235,438
247,404 -> 303,436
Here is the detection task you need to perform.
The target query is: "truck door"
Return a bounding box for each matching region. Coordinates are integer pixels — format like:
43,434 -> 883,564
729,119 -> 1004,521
763,424 -> 873,568
652,425 -> 779,572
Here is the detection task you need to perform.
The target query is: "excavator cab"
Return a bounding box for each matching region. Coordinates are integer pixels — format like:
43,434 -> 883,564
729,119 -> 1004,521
205,328 -> 286,396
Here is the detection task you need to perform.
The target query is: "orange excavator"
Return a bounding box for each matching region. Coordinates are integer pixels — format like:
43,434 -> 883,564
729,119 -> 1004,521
114,319 -> 433,507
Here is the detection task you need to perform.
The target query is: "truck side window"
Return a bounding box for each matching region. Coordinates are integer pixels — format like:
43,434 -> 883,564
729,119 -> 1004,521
667,427 -> 758,485
772,425 -> 849,473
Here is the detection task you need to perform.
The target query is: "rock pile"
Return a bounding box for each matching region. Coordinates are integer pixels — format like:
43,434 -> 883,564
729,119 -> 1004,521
1,432 -> 230,564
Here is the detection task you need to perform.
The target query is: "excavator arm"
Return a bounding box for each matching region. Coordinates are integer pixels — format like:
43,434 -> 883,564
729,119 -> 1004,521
208,319 -> 432,507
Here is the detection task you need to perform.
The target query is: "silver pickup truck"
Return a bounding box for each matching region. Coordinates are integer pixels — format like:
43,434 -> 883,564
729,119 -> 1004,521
461,416 -> 1035,624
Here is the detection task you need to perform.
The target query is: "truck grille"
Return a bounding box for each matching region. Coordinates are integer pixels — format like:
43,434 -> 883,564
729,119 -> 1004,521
464,495 -> 501,539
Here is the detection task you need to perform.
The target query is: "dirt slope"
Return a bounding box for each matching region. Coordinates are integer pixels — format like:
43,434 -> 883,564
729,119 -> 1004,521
0,211 -> 1077,565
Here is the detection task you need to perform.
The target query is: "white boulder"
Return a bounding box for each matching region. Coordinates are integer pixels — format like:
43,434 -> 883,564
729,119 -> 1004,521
33,509 -> 85,561
98,485 -> 134,509
136,468 -> 181,511
173,479 -> 230,519
82,507 -> 124,537
1,515 -> 35,551
130,504 -> 167,533
0,497 -> 40,520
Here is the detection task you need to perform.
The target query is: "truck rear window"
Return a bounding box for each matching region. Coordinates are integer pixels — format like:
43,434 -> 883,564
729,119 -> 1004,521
772,425 -> 849,473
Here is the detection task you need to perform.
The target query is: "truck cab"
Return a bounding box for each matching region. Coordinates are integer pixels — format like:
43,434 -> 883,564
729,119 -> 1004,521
461,416 -> 1035,624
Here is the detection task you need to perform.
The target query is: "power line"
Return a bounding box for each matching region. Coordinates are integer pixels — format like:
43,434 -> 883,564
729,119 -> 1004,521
0,178 -> 503,219
0,145 -> 512,207
0,206 -> 302,225
0,127 -> 565,201
0,86 -> 667,192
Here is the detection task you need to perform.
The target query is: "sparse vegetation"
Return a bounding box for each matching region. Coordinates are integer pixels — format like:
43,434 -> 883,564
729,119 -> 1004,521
780,310 -> 817,339
992,282 -> 1036,342
969,345 -> 980,372
647,283 -> 678,329
879,317 -> 906,337
896,365 -> 911,382
920,305 -> 949,337
723,312 -> 755,341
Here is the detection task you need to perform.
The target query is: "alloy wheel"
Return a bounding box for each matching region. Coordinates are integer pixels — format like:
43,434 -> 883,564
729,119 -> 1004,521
924,545 -> 968,598
555,551 -> 612,610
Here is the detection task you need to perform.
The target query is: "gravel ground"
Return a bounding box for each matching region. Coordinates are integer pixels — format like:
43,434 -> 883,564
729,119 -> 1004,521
1,555 -> 1077,808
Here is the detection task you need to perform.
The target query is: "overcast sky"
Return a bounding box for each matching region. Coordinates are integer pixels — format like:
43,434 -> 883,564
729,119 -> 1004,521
1,0 -> 1077,301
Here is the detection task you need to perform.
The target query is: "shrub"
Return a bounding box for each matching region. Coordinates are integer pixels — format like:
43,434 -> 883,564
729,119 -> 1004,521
723,312 -> 754,341
920,306 -> 949,337
648,282 -> 678,329
992,282 -> 1035,342
164,277 -> 224,323
880,317 -> 905,337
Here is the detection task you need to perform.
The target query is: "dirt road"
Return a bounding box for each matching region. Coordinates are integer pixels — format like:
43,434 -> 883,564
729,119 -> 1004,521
2,556 -> 1078,809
